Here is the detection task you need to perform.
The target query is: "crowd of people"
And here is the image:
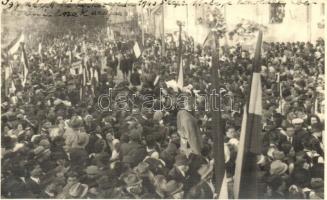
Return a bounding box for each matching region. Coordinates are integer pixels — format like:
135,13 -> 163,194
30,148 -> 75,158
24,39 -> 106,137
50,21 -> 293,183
1,24 -> 325,199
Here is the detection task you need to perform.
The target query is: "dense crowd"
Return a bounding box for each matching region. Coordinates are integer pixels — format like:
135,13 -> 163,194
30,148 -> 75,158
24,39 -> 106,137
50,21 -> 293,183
1,26 -> 325,199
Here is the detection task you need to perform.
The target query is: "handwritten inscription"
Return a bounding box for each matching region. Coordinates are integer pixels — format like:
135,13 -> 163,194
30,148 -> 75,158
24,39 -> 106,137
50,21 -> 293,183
1,0 -> 320,16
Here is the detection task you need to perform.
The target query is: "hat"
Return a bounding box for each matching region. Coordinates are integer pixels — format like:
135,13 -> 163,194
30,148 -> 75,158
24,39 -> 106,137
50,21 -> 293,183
272,150 -> 285,161
164,180 -> 183,195
12,143 -> 25,152
43,122 -> 52,129
69,183 -> 88,198
311,178 -> 323,189
270,160 -> 288,175
165,143 -> 178,155
39,139 -> 50,148
153,174 -> 166,188
31,134 -> 41,143
257,154 -> 267,166
123,173 -> 142,187
134,162 -> 150,175
129,129 -> 141,141
292,118 -> 304,124
68,116 -> 83,129
31,166 -> 43,177
175,154 -> 189,166
85,165 -> 100,175
33,146 -> 46,157
97,176 -> 116,189
295,79 -> 306,88
197,162 -> 214,179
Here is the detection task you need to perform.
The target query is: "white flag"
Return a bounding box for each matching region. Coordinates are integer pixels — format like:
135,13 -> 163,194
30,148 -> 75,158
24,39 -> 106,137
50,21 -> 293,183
133,41 -> 141,58
177,58 -> 183,88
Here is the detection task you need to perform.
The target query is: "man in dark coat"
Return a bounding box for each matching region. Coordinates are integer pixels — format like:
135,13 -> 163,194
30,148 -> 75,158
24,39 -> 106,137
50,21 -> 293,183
120,130 -> 147,168
25,165 -> 44,197
307,123 -> 324,157
185,161 -> 215,199
292,118 -> 310,152
1,166 -> 35,198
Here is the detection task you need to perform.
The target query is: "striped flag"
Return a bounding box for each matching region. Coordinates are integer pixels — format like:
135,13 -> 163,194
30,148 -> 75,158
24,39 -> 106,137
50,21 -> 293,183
234,31 -> 263,199
7,33 -> 25,55
20,44 -> 29,87
276,72 -> 284,114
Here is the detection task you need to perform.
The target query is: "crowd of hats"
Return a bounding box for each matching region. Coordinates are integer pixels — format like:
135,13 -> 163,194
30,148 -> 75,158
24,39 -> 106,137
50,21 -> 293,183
1,26 -> 325,199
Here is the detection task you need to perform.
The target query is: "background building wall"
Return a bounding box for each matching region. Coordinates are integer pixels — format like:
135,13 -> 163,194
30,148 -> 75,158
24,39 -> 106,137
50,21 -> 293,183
147,3 -> 325,44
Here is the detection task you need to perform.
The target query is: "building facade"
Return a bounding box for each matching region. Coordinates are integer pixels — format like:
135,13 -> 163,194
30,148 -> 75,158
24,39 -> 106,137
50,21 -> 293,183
143,3 -> 325,44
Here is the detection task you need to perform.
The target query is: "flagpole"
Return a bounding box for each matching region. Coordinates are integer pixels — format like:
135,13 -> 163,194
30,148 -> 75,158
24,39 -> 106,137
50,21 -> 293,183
177,21 -> 183,78
142,10 -> 145,47
161,5 -> 165,56
210,31 -> 226,197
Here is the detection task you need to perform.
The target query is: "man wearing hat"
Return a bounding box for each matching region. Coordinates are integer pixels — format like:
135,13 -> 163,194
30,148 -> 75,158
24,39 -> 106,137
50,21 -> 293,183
186,161 -> 215,199
120,128 -> 147,168
292,118 -> 310,152
177,97 -> 203,156
25,165 -> 44,197
167,153 -> 191,186
95,175 -> 120,198
164,180 -> 184,199
120,173 -> 153,198
64,115 -> 89,150
307,123 -> 324,157
80,165 -> 100,189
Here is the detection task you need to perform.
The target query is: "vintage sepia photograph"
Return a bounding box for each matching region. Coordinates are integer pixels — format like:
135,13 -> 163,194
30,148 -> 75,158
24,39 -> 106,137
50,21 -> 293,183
1,0 -> 325,199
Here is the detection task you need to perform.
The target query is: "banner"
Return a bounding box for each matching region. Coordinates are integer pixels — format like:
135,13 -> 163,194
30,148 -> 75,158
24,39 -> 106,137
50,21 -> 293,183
8,33 -> 25,55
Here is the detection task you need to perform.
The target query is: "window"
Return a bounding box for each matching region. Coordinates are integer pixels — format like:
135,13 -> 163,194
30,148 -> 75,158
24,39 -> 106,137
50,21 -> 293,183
269,3 -> 286,24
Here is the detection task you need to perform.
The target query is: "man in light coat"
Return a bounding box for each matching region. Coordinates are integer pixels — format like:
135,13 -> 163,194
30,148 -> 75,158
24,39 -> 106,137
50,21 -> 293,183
177,95 -> 203,156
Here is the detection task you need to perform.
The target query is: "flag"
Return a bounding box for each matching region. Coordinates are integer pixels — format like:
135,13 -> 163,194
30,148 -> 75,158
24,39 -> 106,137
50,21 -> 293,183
4,65 -> 10,80
58,57 -> 62,69
276,72 -> 283,114
133,41 -> 141,58
314,98 -> 318,114
10,80 -> 16,93
234,31 -> 263,199
6,64 -> 16,96
153,75 -> 160,86
107,27 -> 115,41
20,44 -> 29,87
8,33 -> 25,55
4,65 -> 11,96
38,42 -> 42,56
177,58 -> 183,88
